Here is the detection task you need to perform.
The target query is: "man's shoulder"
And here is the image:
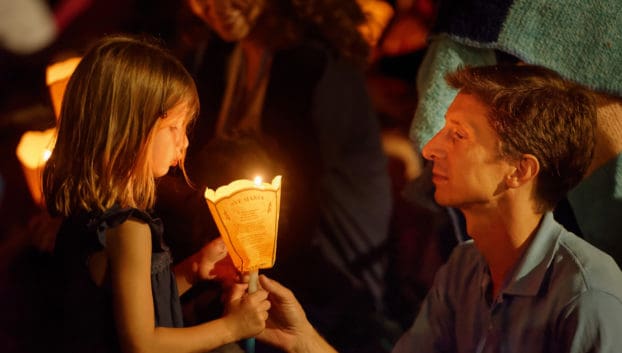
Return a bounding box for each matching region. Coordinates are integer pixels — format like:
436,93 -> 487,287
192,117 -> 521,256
426,240 -> 487,303
450,239 -> 480,258
553,230 -> 622,297
442,240 -> 485,277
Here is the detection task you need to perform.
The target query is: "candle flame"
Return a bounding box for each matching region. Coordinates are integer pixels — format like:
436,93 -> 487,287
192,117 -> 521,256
43,149 -> 52,162
254,176 -> 263,186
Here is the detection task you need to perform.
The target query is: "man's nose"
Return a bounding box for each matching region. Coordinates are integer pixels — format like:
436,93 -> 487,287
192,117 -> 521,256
421,133 -> 444,161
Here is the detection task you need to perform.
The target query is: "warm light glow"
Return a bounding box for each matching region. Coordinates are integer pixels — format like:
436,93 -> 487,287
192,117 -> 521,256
16,128 -> 57,207
254,176 -> 263,186
43,149 -> 52,162
357,0 -> 394,46
46,56 -> 81,120
45,57 -> 81,86
204,175 -> 282,272
16,128 -> 57,169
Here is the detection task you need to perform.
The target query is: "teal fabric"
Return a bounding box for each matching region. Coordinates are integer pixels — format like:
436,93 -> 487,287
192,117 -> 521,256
498,0 -> 622,96
410,36 -> 495,150
411,0 -> 622,149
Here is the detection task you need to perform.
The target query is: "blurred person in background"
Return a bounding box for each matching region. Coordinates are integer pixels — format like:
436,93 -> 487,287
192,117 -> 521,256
155,0 -> 396,351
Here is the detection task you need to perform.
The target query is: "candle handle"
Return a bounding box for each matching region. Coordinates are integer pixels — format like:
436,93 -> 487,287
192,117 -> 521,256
248,270 -> 259,293
245,270 -> 259,353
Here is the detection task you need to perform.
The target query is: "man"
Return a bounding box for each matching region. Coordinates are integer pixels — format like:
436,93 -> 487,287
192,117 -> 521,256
410,0 -> 622,268
256,64 -> 622,353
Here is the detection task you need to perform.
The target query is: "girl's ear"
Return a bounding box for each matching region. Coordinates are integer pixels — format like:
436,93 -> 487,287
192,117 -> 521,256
506,154 -> 539,188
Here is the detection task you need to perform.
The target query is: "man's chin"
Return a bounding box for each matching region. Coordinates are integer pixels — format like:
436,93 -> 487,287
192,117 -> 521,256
433,192 -> 456,208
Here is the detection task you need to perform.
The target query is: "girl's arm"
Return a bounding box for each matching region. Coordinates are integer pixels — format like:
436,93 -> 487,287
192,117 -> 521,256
106,219 -> 269,353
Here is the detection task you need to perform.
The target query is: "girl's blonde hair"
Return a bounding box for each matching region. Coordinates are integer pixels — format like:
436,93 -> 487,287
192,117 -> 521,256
44,34 -> 199,216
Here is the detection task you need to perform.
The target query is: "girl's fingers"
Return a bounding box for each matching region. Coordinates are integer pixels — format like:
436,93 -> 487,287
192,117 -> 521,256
228,282 -> 249,301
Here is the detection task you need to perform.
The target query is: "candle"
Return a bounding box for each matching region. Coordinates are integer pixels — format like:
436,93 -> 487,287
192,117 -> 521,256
205,175 -> 282,353
46,56 -> 81,121
16,128 -> 57,206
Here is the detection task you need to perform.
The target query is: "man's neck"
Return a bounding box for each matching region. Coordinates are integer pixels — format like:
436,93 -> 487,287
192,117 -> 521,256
463,203 -> 544,298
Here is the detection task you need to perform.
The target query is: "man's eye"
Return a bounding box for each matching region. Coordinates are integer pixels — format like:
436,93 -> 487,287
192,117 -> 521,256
454,130 -> 465,139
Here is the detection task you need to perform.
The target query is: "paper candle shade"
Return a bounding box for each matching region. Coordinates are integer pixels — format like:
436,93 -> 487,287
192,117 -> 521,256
204,175 -> 281,272
16,128 -> 56,206
46,56 -> 81,121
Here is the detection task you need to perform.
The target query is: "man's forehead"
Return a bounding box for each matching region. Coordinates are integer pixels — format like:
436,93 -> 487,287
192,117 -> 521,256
445,93 -> 488,122
445,92 -> 500,139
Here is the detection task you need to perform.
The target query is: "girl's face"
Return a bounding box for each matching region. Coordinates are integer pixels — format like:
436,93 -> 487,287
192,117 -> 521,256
150,103 -> 191,178
187,0 -> 265,42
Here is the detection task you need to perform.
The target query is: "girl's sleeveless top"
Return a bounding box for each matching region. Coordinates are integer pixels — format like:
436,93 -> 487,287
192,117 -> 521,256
52,206 -> 183,353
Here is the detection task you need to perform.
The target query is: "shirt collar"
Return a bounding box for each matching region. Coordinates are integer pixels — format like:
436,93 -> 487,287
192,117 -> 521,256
501,212 -> 563,297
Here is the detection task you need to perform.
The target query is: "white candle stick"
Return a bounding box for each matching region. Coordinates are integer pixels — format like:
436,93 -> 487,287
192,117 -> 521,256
248,270 -> 259,293
246,269 -> 259,353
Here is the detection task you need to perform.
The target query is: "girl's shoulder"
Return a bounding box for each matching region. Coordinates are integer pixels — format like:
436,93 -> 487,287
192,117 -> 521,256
85,206 -> 166,250
88,206 -> 156,233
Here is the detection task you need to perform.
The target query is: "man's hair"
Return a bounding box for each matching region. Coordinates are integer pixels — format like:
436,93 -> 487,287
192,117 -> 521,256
446,64 -> 597,211
44,34 -> 199,216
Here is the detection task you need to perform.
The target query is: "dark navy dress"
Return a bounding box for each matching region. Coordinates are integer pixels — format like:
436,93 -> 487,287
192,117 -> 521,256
52,206 -> 183,353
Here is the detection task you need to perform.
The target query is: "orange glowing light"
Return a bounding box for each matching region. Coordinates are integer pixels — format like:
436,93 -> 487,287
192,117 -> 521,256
16,128 -> 57,206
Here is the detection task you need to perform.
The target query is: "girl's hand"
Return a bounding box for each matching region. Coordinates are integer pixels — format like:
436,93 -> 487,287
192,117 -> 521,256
192,237 -> 238,285
222,283 -> 271,340
174,237 -> 239,295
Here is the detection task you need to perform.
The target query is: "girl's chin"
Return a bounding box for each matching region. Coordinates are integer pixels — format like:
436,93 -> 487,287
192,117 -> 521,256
153,167 -> 171,178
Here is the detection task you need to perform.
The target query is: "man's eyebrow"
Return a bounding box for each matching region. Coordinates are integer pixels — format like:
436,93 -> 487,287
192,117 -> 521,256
446,117 -> 477,136
446,117 -> 465,127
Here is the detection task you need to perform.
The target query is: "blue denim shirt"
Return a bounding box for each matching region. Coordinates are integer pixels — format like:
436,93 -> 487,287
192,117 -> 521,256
393,212 -> 622,353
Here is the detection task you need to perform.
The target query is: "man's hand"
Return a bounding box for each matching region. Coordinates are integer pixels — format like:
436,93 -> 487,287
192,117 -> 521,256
257,275 -> 338,353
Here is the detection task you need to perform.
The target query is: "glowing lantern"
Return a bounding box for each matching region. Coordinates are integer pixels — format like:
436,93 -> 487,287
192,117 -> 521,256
16,128 -> 56,206
204,175 -> 281,276
46,56 -> 81,120
16,56 -> 80,206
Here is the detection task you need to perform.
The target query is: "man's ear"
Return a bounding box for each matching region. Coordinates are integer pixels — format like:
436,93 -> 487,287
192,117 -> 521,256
506,154 -> 539,188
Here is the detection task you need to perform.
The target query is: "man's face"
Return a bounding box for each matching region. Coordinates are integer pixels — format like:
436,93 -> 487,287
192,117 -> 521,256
421,93 -> 514,210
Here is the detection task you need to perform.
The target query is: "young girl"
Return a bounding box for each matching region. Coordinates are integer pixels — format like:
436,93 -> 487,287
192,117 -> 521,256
43,34 -> 270,353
